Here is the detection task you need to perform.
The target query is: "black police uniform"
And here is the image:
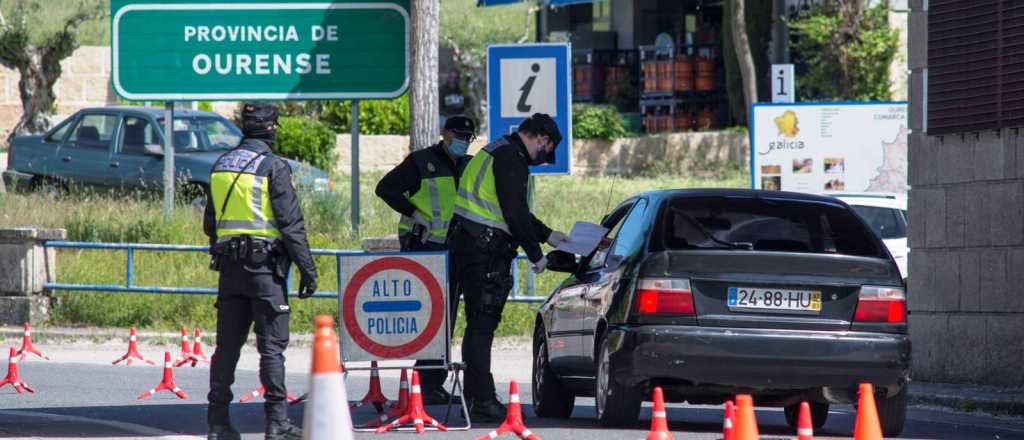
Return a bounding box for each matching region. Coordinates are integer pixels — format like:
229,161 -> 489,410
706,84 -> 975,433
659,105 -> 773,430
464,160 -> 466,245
203,138 -> 318,434
450,132 -> 553,411
374,141 -> 471,398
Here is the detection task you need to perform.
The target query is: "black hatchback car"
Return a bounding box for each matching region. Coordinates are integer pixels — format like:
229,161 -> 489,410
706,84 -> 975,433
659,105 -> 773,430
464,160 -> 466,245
532,189 -> 910,435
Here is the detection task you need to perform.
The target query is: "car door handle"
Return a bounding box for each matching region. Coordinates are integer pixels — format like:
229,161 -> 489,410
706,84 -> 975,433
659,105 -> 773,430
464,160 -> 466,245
61,156 -> 72,162
109,161 -> 119,168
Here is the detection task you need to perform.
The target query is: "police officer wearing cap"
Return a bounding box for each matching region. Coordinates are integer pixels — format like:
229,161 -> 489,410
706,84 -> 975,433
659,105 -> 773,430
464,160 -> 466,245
204,103 -> 318,440
449,113 -> 568,421
375,115 -> 476,405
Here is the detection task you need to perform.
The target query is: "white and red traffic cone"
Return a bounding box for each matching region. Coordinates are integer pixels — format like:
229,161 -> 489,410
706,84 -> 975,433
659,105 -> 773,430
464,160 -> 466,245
302,315 -> 354,440
0,347 -> 34,393
190,327 -> 210,366
16,322 -> 48,361
112,327 -> 155,366
173,327 -> 200,368
476,380 -> 539,440
376,370 -> 448,434
137,352 -> 188,400
797,401 -> 814,440
644,386 -> 673,440
723,400 -> 736,440
238,385 -> 299,403
351,360 -> 390,412
358,368 -> 410,429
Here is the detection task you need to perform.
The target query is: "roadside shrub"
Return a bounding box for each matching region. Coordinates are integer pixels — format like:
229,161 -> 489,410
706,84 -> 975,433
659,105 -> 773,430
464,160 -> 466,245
572,104 -> 628,140
275,116 -> 337,171
321,95 -> 410,135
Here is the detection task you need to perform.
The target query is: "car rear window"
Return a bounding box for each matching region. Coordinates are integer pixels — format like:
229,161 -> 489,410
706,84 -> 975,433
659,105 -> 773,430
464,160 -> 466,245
656,196 -> 886,258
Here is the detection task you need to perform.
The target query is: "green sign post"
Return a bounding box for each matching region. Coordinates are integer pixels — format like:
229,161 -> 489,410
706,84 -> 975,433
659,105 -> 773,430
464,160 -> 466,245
112,0 -> 409,100
111,0 -> 409,227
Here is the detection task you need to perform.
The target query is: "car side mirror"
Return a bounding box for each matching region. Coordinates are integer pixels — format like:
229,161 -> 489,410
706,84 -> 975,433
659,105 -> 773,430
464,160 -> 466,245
545,250 -> 580,273
143,144 -> 165,156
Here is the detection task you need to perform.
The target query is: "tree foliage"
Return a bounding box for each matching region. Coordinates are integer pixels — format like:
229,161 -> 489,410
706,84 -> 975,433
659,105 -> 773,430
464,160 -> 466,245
572,104 -> 627,140
789,0 -> 899,101
276,116 -> 337,171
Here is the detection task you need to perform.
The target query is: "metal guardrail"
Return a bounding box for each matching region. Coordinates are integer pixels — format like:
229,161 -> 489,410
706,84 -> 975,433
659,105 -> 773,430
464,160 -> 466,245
42,241 -> 545,302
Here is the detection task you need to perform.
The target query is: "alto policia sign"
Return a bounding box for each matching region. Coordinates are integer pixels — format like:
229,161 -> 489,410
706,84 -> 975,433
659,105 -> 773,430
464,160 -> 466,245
111,0 -> 410,100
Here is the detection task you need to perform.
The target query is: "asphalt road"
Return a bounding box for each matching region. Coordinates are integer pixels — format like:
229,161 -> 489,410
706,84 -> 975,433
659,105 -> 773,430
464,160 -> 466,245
0,344 -> 1022,440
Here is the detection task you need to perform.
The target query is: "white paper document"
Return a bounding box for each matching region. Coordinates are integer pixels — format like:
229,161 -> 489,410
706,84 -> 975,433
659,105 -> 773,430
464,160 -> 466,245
556,221 -> 609,256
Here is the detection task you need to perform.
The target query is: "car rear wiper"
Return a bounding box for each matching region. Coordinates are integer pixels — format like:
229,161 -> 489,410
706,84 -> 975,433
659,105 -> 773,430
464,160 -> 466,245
675,210 -> 753,250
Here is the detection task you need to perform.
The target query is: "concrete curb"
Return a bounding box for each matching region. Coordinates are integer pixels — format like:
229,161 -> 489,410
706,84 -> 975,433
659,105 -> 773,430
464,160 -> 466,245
908,383 -> 1024,417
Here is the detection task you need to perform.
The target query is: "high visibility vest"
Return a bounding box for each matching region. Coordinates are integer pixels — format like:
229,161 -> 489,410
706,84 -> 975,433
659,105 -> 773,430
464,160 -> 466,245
399,148 -> 459,244
210,146 -> 282,239
453,138 -> 510,234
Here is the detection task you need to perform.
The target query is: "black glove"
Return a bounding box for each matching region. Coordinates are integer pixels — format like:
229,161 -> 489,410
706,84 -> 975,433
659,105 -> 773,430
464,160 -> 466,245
299,275 -> 317,299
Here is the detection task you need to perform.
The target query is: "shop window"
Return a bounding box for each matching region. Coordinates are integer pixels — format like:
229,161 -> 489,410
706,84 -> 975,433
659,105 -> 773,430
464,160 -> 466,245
592,0 -> 611,32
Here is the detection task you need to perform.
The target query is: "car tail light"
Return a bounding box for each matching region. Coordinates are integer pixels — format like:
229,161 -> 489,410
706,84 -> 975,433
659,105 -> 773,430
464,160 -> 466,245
636,278 -> 695,315
854,286 -> 906,323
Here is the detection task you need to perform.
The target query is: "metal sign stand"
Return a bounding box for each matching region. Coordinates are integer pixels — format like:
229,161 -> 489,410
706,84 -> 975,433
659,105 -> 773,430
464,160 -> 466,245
347,363 -> 471,432
162,101 -> 175,218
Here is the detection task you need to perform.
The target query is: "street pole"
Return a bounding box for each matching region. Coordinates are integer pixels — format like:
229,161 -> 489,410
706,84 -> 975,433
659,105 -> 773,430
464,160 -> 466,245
163,101 -> 175,217
351,100 -> 360,239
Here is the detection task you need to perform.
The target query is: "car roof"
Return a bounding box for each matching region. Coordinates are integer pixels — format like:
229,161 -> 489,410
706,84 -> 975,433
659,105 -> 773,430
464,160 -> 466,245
832,193 -> 907,210
80,106 -> 225,119
637,188 -> 851,206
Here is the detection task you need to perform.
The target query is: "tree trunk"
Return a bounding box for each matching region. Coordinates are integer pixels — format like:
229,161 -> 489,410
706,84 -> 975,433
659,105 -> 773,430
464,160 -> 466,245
9,51 -> 55,145
833,0 -> 867,96
409,0 -> 440,152
730,0 -> 758,118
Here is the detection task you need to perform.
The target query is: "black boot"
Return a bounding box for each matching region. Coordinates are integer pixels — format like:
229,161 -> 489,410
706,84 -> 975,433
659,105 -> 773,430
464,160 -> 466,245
469,397 -> 507,423
207,424 -> 241,440
265,420 -> 302,440
422,386 -> 463,406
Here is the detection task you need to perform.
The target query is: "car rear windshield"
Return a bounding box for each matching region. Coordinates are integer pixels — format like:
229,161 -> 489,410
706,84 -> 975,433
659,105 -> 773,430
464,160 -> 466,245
157,116 -> 242,152
656,195 -> 886,258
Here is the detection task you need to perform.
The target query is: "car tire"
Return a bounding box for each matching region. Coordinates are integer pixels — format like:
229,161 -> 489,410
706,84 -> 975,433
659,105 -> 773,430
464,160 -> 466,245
532,327 -> 575,418
179,183 -> 209,211
30,176 -> 66,197
875,387 -> 907,437
595,337 -> 642,427
784,401 -> 829,429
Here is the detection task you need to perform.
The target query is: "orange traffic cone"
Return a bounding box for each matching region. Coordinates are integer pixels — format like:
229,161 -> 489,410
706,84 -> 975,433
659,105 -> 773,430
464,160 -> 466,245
0,346 -> 34,393
733,394 -> 759,440
190,327 -> 210,366
173,327 -> 199,368
854,383 -> 883,440
238,385 -> 299,403
137,352 -> 188,400
112,327 -> 155,366
351,360 -> 390,412
476,380 -> 539,440
643,386 -> 673,440
376,370 -> 448,434
797,402 -> 814,440
302,315 -> 354,440
16,322 -> 48,361
723,400 -> 735,440
359,368 -> 410,429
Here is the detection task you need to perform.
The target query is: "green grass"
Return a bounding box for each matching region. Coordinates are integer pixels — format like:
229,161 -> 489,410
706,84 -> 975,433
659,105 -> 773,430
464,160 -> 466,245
0,169 -> 748,336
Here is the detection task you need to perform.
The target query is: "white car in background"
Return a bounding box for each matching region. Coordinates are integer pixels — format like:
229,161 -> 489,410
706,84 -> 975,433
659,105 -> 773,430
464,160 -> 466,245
832,193 -> 908,281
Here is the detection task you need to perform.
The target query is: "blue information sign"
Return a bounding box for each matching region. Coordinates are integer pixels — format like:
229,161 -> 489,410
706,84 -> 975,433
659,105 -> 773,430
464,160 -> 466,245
487,43 -> 573,175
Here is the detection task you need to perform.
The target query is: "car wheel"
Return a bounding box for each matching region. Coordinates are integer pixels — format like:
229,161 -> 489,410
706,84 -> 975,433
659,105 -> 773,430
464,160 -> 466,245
179,183 -> 208,211
595,337 -> 642,427
875,387 -> 907,437
784,401 -> 829,429
30,176 -> 66,197
532,327 -> 575,418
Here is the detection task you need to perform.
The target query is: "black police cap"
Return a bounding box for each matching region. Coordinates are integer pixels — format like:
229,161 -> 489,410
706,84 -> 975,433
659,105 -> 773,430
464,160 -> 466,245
241,103 -> 279,125
444,116 -> 476,135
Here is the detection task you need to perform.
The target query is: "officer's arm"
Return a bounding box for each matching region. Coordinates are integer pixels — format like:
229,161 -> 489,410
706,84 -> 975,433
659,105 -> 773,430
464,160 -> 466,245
530,213 -> 553,244
493,157 -> 545,263
202,182 -> 217,248
268,160 -> 317,279
374,154 -> 421,217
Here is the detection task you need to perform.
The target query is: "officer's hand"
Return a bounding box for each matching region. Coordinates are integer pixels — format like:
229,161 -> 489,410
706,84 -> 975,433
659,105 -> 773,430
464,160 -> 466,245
547,230 -> 567,247
531,256 -> 548,274
299,275 -> 317,299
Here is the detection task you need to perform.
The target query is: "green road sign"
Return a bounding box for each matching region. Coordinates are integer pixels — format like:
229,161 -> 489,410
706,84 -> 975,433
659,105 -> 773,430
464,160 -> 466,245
111,0 -> 410,100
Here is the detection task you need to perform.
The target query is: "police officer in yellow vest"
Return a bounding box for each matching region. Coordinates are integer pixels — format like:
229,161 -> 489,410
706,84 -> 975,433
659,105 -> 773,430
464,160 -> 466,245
449,113 -> 567,421
203,103 -> 317,440
375,116 -> 475,405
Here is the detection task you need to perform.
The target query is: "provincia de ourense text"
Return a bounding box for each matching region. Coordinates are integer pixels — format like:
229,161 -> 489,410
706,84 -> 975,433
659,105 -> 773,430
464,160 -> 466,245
184,24 -> 340,77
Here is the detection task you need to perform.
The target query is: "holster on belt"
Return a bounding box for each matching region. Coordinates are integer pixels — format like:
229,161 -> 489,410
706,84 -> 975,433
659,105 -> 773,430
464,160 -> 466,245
210,236 -> 278,267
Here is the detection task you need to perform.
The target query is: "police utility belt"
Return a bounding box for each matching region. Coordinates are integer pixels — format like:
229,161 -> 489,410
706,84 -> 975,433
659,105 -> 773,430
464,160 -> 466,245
454,219 -> 515,256
211,235 -> 279,266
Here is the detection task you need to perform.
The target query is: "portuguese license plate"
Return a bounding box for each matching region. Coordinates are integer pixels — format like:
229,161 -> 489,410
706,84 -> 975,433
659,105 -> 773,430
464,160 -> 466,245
727,287 -> 822,313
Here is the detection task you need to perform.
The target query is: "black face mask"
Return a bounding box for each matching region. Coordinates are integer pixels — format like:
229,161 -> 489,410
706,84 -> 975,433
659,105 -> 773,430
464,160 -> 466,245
529,145 -> 549,166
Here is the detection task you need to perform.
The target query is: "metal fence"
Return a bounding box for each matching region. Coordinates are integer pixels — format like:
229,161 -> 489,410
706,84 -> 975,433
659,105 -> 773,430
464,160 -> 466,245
42,241 -> 545,302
